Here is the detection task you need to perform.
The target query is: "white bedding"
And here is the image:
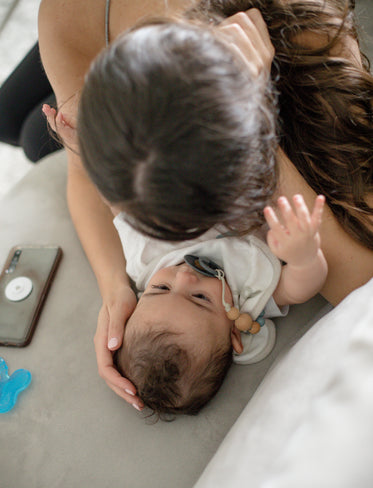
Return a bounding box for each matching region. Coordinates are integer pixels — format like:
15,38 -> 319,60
195,278 -> 373,488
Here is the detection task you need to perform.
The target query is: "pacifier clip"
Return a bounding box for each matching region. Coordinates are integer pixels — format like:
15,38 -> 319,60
184,255 -> 261,334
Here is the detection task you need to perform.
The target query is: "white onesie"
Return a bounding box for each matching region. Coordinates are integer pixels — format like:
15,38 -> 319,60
114,214 -> 287,364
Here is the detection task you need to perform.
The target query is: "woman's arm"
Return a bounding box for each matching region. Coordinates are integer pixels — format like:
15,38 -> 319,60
38,0 -> 142,408
68,153 -> 140,405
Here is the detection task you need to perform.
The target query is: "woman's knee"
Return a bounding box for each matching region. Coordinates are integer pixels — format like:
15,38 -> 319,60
0,84 -> 22,146
20,102 -> 62,162
0,42 -> 54,149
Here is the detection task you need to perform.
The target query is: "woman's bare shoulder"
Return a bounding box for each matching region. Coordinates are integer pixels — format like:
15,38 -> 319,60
39,0 -> 105,58
38,0 -> 107,109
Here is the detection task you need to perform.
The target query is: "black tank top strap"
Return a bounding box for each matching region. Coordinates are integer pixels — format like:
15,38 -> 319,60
105,0 -> 111,46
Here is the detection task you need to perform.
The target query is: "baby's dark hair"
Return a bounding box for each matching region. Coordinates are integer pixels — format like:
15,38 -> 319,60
114,327 -> 233,420
78,19 -> 277,241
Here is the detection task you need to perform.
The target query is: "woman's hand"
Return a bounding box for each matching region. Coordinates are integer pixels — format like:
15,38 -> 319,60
94,283 -> 144,411
264,194 -> 325,267
42,103 -> 79,151
219,9 -> 275,78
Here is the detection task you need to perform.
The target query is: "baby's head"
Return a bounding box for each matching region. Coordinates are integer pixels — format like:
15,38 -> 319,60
115,264 -> 243,418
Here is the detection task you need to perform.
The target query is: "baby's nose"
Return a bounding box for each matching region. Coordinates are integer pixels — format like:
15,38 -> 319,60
176,265 -> 199,282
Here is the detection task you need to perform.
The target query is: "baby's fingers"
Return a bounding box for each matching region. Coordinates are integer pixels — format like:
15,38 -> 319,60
276,196 -> 299,231
264,204 -> 289,239
292,194 -> 312,231
264,204 -> 281,230
310,195 -> 325,232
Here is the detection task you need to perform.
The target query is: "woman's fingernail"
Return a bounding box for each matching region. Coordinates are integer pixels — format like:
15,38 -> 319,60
132,404 -> 142,411
108,337 -> 119,349
125,389 -> 135,396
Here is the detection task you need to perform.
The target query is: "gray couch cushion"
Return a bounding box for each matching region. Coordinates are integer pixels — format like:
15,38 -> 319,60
0,150 -> 329,488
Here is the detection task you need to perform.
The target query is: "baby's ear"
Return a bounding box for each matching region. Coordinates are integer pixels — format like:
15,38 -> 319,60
231,326 -> 243,354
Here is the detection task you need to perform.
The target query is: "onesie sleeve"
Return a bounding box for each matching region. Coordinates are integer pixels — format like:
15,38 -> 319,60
222,235 -> 282,321
263,296 -> 289,318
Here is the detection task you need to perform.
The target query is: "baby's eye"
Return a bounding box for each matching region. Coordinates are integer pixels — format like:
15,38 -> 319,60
192,293 -> 210,302
152,284 -> 170,291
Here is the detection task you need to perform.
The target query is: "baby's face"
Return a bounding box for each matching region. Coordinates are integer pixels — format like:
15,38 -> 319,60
127,264 -> 234,351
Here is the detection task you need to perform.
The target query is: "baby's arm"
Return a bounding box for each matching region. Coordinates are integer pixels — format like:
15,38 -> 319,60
264,194 -> 328,306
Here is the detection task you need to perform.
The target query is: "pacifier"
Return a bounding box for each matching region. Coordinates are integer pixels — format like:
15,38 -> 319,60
184,254 -> 224,278
184,255 -> 261,334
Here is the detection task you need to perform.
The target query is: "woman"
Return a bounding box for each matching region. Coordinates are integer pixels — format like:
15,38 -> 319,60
38,0 -> 373,411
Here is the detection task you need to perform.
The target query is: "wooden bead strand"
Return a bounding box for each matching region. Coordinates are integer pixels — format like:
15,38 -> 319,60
248,321 -> 261,335
235,313 -> 253,332
216,270 -> 261,335
226,307 -> 240,321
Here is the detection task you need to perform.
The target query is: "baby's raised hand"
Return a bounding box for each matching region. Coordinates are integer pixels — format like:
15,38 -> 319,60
264,194 -> 325,267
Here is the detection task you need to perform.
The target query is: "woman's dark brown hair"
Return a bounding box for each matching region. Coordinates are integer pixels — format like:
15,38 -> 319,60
78,0 -> 373,248
187,0 -> 373,248
78,19 -> 277,241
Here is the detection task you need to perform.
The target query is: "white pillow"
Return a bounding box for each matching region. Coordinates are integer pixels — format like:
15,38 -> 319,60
194,278 -> 373,488
262,277 -> 373,488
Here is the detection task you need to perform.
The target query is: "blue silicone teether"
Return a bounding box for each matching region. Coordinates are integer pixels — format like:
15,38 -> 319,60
0,357 -> 31,413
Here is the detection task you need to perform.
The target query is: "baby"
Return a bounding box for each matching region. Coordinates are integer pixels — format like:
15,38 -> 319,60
113,195 -> 327,417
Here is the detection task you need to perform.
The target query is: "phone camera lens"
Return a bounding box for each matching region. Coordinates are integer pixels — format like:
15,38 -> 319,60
6,250 -> 22,273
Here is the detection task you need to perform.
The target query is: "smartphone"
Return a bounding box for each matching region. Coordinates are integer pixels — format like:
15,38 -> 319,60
0,245 -> 62,347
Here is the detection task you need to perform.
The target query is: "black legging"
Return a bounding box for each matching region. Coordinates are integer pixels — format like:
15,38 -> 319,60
0,42 -> 62,162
